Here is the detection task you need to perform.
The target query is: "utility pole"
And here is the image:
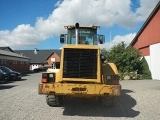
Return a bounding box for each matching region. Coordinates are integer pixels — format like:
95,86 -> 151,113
110,31 -> 111,49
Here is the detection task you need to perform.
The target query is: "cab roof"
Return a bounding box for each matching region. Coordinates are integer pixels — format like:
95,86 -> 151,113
64,25 -> 100,30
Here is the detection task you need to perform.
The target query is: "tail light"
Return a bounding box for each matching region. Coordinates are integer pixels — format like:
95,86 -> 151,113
41,73 -> 55,83
104,75 -> 119,85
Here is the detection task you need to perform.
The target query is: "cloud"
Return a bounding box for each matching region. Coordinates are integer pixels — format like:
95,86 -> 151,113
135,0 -> 159,21
0,24 -> 46,49
52,0 -> 136,27
99,33 -> 136,50
112,33 -> 137,45
0,0 -> 159,49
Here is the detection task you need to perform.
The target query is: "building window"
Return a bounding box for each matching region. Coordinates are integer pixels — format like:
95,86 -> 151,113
1,59 -> 3,64
13,60 -> 17,64
26,61 -> 29,65
4,60 -> 7,64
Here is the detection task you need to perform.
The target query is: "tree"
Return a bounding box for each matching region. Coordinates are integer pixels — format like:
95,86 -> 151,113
106,42 -> 141,72
138,57 -> 152,79
105,42 -> 151,79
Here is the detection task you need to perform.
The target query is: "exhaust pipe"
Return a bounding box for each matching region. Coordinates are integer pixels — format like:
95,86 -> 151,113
75,23 -> 79,45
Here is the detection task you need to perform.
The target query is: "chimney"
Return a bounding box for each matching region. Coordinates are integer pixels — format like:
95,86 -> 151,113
34,48 -> 38,54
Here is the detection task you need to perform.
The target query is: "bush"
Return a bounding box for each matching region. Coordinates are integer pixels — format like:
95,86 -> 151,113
104,42 -> 152,80
138,57 -> 152,79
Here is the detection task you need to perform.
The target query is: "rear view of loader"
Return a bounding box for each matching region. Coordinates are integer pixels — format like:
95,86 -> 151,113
38,23 -> 121,107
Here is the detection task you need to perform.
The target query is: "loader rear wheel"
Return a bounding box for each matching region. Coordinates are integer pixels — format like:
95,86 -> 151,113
46,95 -> 63,107
102,96 -> 114,107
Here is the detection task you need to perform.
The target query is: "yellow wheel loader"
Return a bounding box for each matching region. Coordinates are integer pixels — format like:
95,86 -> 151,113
38,23 -> 121,107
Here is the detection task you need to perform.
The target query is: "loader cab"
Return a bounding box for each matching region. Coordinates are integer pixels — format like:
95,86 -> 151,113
60,23 -> 105,45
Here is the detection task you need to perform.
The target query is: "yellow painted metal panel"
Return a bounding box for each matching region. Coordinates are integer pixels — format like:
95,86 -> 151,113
38,83 -> 121,96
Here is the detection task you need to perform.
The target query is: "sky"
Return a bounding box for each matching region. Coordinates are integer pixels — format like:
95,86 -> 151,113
0,0 -> 159,50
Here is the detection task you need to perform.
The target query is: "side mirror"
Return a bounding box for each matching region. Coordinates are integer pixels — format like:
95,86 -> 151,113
98,35 -> 105,44
60,34 -> 66,44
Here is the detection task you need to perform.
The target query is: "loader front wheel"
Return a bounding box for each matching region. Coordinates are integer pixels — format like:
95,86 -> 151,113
46,95 -> 63,107
102,96 -> 114,107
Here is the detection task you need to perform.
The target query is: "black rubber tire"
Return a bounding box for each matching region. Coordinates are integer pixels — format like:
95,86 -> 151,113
101,96 -> 114,107
46,95 -> 63,107
1,75 -> 9,82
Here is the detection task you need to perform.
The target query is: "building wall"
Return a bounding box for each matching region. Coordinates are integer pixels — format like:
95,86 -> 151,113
0,55 -> 30,72
30,64 -> 46,70
139,46 -> 150,56
131,4 -> 160,80
30,64 -> 38,70
149,43 -> 160,80
133,9 -> 160,56
29,52 -> 61,70
47,53 -> 60,67
144,43 -> 160,80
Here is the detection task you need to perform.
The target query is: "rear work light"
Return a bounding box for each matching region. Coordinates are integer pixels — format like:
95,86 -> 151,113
104,75 -> 119,85
41,73 -> 55,83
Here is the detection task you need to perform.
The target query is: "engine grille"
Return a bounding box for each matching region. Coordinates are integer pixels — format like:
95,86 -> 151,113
63,48 -> 97,79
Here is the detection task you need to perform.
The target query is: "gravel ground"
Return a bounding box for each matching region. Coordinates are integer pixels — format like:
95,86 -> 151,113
0,72 -> 160,120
